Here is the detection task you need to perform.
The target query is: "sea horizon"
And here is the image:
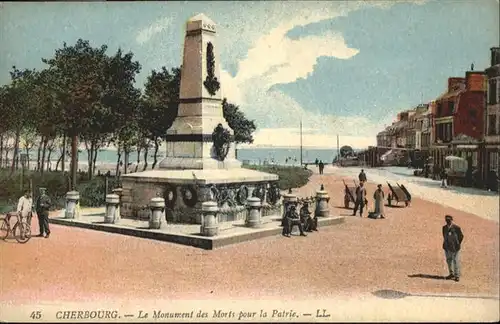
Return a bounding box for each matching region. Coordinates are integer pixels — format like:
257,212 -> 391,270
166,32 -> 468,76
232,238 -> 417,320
2,146 -> 363,172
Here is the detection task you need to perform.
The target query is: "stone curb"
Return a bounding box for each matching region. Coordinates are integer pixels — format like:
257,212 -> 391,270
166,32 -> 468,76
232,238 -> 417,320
49,216 -> 345,250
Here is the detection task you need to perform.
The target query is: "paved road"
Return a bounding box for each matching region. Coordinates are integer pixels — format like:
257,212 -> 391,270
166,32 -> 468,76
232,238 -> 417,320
1,172 -> 498,322
318,165 -> 500,222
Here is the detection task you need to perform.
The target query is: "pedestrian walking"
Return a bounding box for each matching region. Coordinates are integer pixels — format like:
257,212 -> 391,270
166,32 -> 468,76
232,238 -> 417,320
358,169 -> 367,182
442,215 -> 464,282
373,184 -> 385,219
352,181 -> 367,217
440,168 -> 448,188
35,187 -> 52,238
318,160 -> 324,174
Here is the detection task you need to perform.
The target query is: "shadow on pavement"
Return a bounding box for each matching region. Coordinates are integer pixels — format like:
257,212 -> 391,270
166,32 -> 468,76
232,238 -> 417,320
373,289 -> 500,301
385,205 -> 405,208
408,273 -> 446,280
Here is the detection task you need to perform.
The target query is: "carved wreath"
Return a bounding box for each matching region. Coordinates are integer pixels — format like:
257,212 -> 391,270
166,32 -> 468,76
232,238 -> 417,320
203,42 -> 220,96
236,185 -> 249,205
212,123 -> 231,161
163,184 -> 178,209
181,185 -> 198,207
266,184 -> 281,206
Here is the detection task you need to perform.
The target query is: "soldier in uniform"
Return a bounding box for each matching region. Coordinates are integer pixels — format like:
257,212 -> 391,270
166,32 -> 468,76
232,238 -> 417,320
35,187 -> 52,238
282,205 -> 307,237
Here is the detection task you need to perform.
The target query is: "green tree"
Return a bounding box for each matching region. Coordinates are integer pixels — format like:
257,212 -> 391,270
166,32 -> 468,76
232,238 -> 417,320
141,67 -> 181,169
42,39 -> 141,182
2,67 -> 37,175
222,98 -> 256,144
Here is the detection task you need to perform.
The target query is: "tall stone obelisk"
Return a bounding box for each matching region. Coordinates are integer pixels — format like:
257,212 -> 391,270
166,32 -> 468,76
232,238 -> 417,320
159,13 -> 241,170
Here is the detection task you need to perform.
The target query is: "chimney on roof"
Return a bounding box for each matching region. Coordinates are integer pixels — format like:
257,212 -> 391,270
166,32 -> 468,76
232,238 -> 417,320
491,47 -> 500,66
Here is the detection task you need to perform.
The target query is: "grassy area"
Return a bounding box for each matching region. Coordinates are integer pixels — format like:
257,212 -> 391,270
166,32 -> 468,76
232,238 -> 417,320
0,169 -> 119,210
243,165 -> 313,190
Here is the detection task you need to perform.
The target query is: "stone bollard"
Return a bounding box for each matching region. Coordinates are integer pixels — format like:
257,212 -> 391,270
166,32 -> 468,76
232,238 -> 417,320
149,197 -> 166,229
104,194 -> 120,224
282,191 -> 298,216
246,197 -> 262,228
112,188 -> 123,219
200,201 -> 219,237
315,185 -> 330,217
65,191 -> 80,219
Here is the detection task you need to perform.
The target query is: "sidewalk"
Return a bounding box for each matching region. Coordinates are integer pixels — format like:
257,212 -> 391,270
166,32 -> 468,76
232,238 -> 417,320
317,165 -> 499,222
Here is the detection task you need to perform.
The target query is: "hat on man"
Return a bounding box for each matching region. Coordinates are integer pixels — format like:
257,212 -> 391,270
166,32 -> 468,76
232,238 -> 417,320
377,184 -> 382,188
445,215 -> 453,220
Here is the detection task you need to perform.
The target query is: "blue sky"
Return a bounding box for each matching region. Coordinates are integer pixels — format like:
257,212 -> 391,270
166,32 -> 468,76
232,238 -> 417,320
1,0 -> 498,148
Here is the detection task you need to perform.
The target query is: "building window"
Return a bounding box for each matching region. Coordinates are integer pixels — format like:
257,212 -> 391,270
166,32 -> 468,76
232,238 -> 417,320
448,101 -> 455,114
489,79 -> 497,105
488,114 -> 497,135
469,108 -> 477,122
489,151 -> 499,172
437,103 -> 442,117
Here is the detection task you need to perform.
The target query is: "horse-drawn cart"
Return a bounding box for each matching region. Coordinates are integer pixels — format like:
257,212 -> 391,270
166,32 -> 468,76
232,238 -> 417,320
387,182 -> 411,207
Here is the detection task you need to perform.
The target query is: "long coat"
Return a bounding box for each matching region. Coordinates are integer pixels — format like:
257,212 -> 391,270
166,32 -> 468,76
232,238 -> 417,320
373,189 -> 385,215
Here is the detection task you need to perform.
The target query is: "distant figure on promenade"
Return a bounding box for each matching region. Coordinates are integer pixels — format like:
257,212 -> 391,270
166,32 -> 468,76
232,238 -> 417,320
440,168 -> 448,188
17,190 -> 33,226
353,181 -> 367,217
282,205 -> 307,237
318,160 -> 324,174
358,169 -> 367,182
35,187 -> 52,238
315,158 -> 319,166
373,184 -> 385,219
442,215 -> 464,282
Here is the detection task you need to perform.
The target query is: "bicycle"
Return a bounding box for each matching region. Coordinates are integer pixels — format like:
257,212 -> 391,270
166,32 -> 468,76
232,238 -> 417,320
0,211 -> 32,244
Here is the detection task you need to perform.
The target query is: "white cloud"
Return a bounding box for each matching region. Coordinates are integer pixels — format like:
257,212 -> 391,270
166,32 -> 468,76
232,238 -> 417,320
136,16 -> 173,45
219,1 -> 424,149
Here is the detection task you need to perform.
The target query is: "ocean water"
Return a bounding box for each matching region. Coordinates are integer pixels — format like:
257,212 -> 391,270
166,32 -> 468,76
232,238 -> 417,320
79,147 -> 339,166
8,147 -> 349,171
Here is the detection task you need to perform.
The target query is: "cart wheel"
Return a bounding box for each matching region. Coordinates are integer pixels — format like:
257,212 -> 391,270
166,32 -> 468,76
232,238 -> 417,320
405,201 -> 409,207
0,219 -> 9,240
344,195 -> 350,208
13,222 -> 31,244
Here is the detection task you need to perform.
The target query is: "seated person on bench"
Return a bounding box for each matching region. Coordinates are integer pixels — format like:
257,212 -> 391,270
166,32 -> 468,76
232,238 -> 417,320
282,205 -> 307,237
300,201 -> 318,232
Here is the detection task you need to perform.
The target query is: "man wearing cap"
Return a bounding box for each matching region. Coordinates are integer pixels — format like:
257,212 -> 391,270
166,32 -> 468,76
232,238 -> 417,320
282,204 -> 307,237
35,187 -> 52,238
442,215 -> 464,281
352,181 -> 367,217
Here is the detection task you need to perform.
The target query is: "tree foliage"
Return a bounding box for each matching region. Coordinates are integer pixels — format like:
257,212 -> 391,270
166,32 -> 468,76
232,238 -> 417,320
0,41 -> 257,188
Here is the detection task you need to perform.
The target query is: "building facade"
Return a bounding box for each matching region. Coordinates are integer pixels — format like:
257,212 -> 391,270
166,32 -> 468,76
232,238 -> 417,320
430,71 -> 486,170
482,47 -> 500,187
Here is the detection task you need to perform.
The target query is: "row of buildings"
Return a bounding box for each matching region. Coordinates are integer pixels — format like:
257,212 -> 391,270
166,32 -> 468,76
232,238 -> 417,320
360,46 -> 499,189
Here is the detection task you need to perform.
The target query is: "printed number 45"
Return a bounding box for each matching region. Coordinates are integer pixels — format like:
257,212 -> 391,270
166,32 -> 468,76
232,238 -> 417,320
30,311 -> 42,319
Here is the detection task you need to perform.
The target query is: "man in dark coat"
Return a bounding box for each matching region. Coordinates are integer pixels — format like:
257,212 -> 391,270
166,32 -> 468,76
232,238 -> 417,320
358,169 -> 367,182
318,160 -> 325,174
300,201 -> 318,232
352,181 -> 367,217
442,215 -> 464,281
282,205 -> 306,237
36,187 -> 52,238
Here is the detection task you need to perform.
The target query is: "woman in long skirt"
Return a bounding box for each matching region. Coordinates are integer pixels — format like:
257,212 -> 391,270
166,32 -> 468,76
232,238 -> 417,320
373,184 -> 385,219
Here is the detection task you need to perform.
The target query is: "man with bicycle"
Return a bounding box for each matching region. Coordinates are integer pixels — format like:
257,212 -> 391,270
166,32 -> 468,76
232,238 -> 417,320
16,190 -> 33,240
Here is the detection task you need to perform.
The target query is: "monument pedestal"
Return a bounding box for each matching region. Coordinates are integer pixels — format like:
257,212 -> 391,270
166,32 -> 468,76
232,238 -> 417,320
120,13 -> 281,224
121,168 -> 280,224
